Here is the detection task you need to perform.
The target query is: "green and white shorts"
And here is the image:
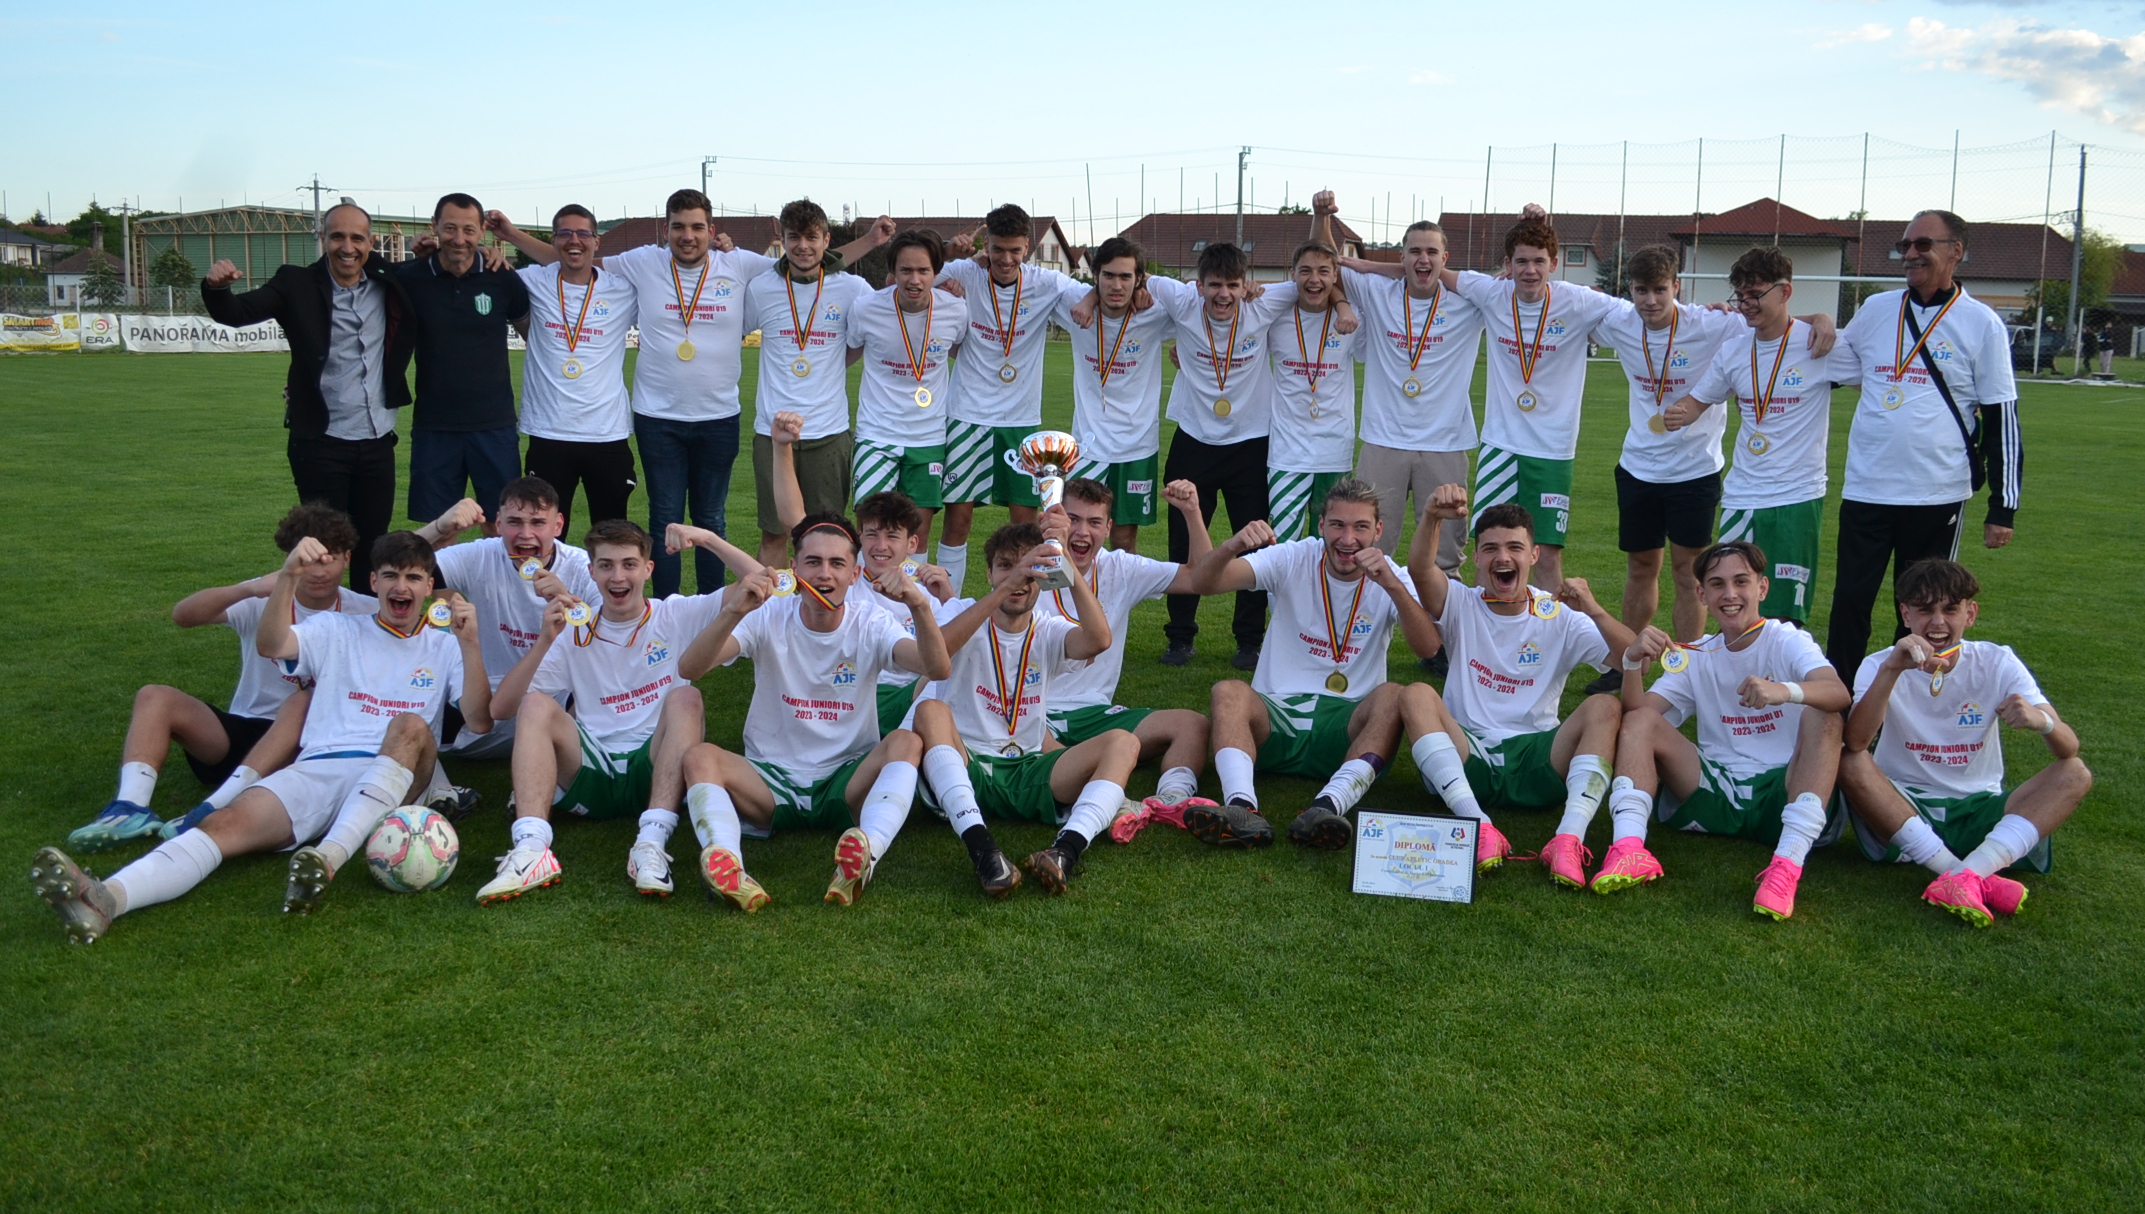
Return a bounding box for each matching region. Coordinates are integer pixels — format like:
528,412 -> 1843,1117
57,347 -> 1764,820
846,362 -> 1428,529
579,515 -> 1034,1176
556,723 -> 655,821
1473,444 -> 1574,546
1256,692 -> 1358,780
966,749 -> 1068,824
1718,498 -> 1823,625
1461,727 -> 1568,811
854,439 -> 946,509
1267,469 -> 1349,544
747,757 -> 866,835
1068,454 -> 1161,525
943,421 -> 1044,508
1046,703 -> 1153,745
1847,781 -> 2052,873
1658,756 -> 1846,847
877,680 -> 920,736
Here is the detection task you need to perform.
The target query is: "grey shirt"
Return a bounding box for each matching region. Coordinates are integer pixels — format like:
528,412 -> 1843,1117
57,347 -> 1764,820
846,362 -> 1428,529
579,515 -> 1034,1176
321,273 -> 392,440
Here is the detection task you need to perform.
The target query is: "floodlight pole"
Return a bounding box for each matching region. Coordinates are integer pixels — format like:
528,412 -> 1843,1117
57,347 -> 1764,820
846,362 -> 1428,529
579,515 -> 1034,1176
701,156 -> 718,201
2065,146 -> 2086,373
1235,147 -> 1249,247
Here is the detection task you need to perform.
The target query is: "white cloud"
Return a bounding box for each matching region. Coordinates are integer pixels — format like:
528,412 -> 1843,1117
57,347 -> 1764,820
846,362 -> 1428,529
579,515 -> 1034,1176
1408,71 -> 1448,85
1817,23 -> 1892,49
1906,17 -> 2145,134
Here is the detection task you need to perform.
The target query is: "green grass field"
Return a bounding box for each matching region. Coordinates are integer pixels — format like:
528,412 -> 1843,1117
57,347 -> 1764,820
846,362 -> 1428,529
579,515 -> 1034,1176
2,342 -> 2139,1212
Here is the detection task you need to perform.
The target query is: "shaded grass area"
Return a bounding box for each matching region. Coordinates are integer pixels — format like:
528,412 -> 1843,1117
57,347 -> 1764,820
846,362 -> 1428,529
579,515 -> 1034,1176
0,347 -> 2137,1211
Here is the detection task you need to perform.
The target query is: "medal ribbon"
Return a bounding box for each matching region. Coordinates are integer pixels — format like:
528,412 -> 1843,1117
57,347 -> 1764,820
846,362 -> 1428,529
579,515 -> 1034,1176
896,295 -> 933,386
1404,286 -> 1442,371
374,614 -> 420,639
1641,308 -> 1681,408
574,602 -> 652,649
556,267 -> 598,355
1051,562 -> 1098,624
1891,290 -> 1960,383
670,256 -> 710,340
1203,309 -> 1241,396
1510,283 -> 1552,385
1319,570 -> 1367,672
1926,641 -> 1963,695
785,269 -> 825,356
1296,305 -> 1335,401
988,623 -> 1039,741
1096,310 -> 1134,390
1748,324 -> 1792,424
1663,617 -> 1767,663
989,273 -> 1023,363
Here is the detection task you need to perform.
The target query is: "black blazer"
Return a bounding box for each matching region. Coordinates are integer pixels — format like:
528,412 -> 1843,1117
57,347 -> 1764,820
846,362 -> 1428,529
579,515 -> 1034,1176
201,255 -> 416,440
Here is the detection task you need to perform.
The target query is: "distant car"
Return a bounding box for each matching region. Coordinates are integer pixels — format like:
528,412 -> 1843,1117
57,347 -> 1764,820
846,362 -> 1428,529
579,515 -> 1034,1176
2010,325 -> 2066,372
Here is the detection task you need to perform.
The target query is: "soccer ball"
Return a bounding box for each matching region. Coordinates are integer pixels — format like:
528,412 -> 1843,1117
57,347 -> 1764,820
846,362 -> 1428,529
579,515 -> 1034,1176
364,806 -> 460,892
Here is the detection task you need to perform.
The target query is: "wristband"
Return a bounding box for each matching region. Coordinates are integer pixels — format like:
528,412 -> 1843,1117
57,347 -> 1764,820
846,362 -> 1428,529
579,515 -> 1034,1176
2035,711 -> 2058,736
1622,648 -> 1646,672
1784,682 -> 1805,704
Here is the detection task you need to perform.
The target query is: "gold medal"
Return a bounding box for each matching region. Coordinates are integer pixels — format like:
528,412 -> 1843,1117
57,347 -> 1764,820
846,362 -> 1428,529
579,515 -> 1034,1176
784,268 -> 824,375
1747,432 -> 1770,455
555,268 -> 598,381
1310,405 -> 1322,420
791,356 -> 811,377
772,570 -> 797,597
1214,397 -> 1232,418
998,363 -> 1018,384
1928,642 -> 1961,696
1509,286 -> 1551,413
1294,303 -> 1335,414
1745,324 -> 1792,444
897,297 -> 935,410
913,386 -> 933,408
1640,308 -> 1680,427
1001,742 -> 1023,758
1203,308 -> 1241,418
1881,386 -> 1904,410
562,358 -> 583,379
425,600 -> 454,629
1517,389 -> 1538,412
1402,377 -> 1422,398
989,623 -> 1039,753
669,255 -> 710,364
563,601 -> 594,628
1528,594 -> 1561,620
900,557 -> 922,578
516,556 -> 544,580
677,340 -> 695,361
1319,570 -> 1366,696
1660,647 -> 1690,674
1647,414 -> 1668,435
1325,671 -> 1349,694
988,273 -> 1024,379
1402,287 -> 1442,392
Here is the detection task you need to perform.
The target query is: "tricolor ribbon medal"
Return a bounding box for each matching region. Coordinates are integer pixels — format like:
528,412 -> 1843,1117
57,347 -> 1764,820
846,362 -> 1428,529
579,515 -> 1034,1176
786,268 -> 824,377
1511,283 -> 1551,411
1891,290 -> 1960,385
897,293 -> 935,408
1204,308 -> 1241,417
1642,308 -> 1680,435
990,623 -> 1039,756
1928,642 -> 1962,696
425,600 -> 454,629
557,268 -> 598,376
671,256 -> 711,361
1401,286 -> 1441,399
990,271 -> 1023,384
573,602 -> 646,648
1296,304 -> 1335,420
1743,324 -> 1791,457
1319,570 -> 1365,694
516,555 -> 544,581
1096,309 -> 1134,392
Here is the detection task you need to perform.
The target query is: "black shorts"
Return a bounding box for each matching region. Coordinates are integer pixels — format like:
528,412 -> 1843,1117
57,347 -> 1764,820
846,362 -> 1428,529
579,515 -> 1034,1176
183,709 -> 275,788
1615,465 -> 1721,553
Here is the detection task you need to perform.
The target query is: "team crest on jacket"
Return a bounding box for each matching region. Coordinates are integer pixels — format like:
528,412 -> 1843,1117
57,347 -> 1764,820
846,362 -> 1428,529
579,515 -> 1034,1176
475,293 -> 493,316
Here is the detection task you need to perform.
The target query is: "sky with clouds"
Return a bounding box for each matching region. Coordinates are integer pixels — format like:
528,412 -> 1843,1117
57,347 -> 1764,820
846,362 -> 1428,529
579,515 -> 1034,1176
5,1 -> 2142,241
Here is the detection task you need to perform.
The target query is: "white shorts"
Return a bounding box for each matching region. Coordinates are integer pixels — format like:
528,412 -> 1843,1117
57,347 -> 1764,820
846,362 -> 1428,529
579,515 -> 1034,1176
253,755 -> 374,849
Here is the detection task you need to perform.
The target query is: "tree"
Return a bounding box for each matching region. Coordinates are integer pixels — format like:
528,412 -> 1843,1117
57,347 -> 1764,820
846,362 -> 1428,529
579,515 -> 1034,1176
1275,203 -> 1310,216
149,245 -> 196,291
82,254 -> 127,307
2026,226 -> 2123,326
1594,254 -> 1622,296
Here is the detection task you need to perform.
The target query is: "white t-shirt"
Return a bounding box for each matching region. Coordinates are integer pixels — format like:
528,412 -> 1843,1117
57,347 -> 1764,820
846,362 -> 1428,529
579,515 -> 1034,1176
1450,271 -> 1621,460
1244,539 -> 1417,700
517,263 -> 638,442
1033,549 -> 1182,709
940,258 -> 1088,426
1692,319 -> 1835,510
434,538 -> 598,689
729,596 -> 911,782
1593,300 -> 1743,483
741,268 -> 873,439
1265,304 -> 1361,473
284,612 -> 464,761
1438,584 -> 1611,745
604,244 -> 776,422
528,592 -> 726,753
851,586 -> 967,689
1826,287 -> 2016,506
1054,294 -> 1177,464
1344,269 -> 1487,453
224,588 -> 376,719
1855,640 -> 2047,800
847,286 -> 967,448
1161,280 -> 1302,445
1649,620 -> 1831,779
923,614 -> 1081,757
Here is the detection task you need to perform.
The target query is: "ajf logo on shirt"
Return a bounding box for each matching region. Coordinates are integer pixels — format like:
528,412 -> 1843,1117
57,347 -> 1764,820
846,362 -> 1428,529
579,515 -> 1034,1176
1669,349 -> 1690,370
1783,368 -> 1805,388
711,279 -> 735,299
644,640 -> 670,668
592,299 -> 613,319
1546,318 -> 1568,337
1956,701 -> 1986,728
1516,641 -> 1542,668
832,661 -> 858,687
409,668 -> 437,690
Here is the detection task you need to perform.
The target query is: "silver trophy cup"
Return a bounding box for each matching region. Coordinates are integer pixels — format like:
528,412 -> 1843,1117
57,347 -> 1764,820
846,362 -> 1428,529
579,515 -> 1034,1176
1003,430 -> 1081,590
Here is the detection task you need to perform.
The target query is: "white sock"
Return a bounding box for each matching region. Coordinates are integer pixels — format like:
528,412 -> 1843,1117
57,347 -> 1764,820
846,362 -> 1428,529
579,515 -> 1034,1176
1215,747 -> 1258,808
1315,757 -> 1380,814
859,760 -> 918,860
1963,814 -> 2041,879
1061,779 -> 1121,846
1773,791 -> 1828,865
206,765 -> 261,810
685,783 -> 742,854
1411,733 -> 1486,822
1154,766 -> 1199,805
1555,755 -> 1610,838
106,828 -> 223,917
316,755 -> 414,872
117,761 -> 157,808
511,815 -> 554,853
1608,777 -> 1654,845
936,541 -> 969,592
1889,816 -> 1962,874
636,808 -> 678,848
923,745 -> 985,836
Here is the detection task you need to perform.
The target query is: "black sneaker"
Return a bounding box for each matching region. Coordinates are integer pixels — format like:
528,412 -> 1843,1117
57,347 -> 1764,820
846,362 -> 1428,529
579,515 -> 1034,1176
1184,800 -> 1274,849
1419,651 -> 1450,678
1286,805 -> 1354,850
1024,847 -> 1080,894
973,847 -> 1024,899
425,785 -> 483,823
1583,669 -> 1624,697
1231,645 -> 1260,671
1159,642 -> 1194,667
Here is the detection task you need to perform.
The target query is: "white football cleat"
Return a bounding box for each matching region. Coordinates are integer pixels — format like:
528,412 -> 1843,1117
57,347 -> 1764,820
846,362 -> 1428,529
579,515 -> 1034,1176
627,841 -> 674,897
476,844 -> 561,906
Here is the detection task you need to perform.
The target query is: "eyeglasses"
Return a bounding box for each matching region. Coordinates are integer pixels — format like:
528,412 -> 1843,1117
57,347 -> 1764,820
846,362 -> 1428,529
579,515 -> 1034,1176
1893,236 -> 1962,255
1727,283 -> 1783,309
554,228 -> 597,242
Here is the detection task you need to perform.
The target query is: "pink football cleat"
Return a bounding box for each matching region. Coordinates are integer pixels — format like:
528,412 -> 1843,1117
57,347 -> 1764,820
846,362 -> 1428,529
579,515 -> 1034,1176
1752,855 -> 1805,921
1474,820 -> 1512,872
1590,838 -> 1664,894
1979,872 -> 2028,917
1922,869 -> 1993,928
1539,832 -> 1591,889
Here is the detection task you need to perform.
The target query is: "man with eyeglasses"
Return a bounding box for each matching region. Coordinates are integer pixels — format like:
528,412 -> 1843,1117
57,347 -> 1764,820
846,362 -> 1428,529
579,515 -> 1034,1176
1820,210 -> 2020,675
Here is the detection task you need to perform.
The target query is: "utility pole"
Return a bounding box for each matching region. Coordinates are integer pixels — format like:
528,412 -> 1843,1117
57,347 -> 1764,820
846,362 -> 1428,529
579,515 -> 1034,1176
2065,145 -> 2087,374
1235,146 -> 1249,247
110,200 -> 138,307
296,174 -> 334,254
701,156 -> 718,202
